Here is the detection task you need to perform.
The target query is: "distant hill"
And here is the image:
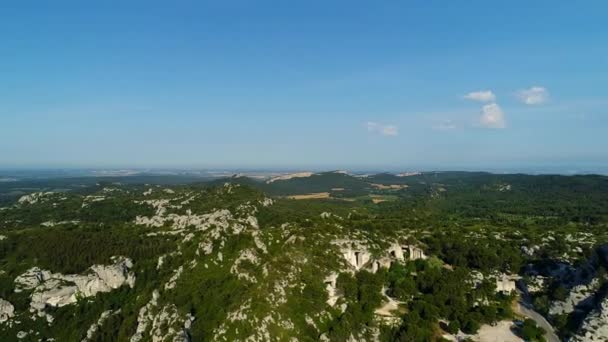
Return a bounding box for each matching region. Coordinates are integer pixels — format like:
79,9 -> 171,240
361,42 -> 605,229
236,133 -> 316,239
260,171 -> 371,196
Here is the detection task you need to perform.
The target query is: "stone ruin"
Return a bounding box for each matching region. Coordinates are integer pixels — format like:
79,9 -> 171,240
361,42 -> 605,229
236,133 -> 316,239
325,240 -> 429,307
387,243 -> 427,261
340,241 -> 427,273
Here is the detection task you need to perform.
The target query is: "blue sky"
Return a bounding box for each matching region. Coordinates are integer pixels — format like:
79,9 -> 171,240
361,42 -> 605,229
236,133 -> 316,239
1,1 -> 607,171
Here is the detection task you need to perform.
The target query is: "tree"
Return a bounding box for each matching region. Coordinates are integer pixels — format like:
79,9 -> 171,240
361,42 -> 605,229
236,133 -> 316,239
519,319 -> 546,342
461,315 -> 481,334
447,320 -> 460,334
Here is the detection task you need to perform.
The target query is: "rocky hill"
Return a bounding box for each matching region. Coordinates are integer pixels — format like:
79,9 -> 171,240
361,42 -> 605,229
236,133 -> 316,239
0,173 -> 607,341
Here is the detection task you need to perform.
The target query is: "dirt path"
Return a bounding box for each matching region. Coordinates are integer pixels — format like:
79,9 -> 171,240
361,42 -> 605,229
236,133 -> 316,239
375,287 -> 403,316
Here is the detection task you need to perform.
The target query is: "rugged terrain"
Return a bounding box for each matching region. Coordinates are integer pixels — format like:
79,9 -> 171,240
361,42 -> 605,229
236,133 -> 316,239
0,171 -> 607,341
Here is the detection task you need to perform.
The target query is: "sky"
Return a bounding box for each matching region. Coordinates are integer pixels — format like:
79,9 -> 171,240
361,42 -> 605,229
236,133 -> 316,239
1,1 -> 607,171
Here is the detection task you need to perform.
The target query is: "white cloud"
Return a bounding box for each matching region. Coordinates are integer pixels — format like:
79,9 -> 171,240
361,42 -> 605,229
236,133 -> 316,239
432,119 -> 457,131
366,122 -> 398,136
517,86 -> 548,105
464,90 -> 496,102
479,103 -> 505,128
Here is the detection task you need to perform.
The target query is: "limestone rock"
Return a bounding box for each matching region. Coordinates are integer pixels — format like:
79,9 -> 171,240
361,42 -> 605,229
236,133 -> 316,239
495,273 -> 518,294
14,267 -> 54,292
550,278 -> 600,315
130,290 -> 160,342
324,273 -> 339,306
259,198 -> 274,207
0,298 -> 15,323
82,309 -> 120,342
570,296 -> 608,341
14,257 -> 135,315
18,192 -> 53,205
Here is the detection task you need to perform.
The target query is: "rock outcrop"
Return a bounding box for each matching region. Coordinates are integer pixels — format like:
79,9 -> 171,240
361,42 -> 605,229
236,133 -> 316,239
338,240 -> 427,273
14,257 -> 135,316
550,278 -> 600,315
18,192 -> 54,205
405,245 -> 427,260
342,247 -> 372,270
495,274 -> 518,294
571,297 -> 608,341
82,309 -> 120,342
324,273 -> 339,306
387,243 -> 426,261
0,298 -> 14,323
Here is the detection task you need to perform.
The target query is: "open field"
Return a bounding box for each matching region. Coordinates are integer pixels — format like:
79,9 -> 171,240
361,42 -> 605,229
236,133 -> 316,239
286,192 -> 331,200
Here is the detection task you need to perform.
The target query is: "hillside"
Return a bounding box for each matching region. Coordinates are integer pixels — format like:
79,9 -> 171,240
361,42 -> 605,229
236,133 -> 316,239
0,173 -> 607,341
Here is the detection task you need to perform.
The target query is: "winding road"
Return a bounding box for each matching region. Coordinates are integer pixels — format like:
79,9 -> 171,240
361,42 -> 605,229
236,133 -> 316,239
514,299 -> 561,342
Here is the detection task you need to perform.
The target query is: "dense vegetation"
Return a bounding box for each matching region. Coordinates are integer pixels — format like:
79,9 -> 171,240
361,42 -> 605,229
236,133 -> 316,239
0,171 -> 606,341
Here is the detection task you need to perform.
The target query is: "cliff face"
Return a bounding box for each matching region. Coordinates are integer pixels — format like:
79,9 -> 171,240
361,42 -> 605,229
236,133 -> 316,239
14,257 -> 135,322
571,297 -> 608,341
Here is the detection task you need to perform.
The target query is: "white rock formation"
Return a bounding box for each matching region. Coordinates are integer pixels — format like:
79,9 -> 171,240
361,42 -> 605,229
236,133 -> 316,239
371,258 -> 393,273
82,309 -> 120,342
387,243 -> 405,260
157,255 -> 167,270
336,240 -> 427,273
135,204 -> 241,239
550,278 -> 600,315
0,298 -> 15,323
165,266 -> 184,290
14,257 -> 135,315
131,290 -> 160,342
230,249 -> 259,282
521,245 -> 541,257
131,289 -> 193,342
405,245 -> 426,260
18,192 -> 53,205
266,172 -> 313,183
149,304 -> 186,342
14,267 -> 53,292
324,273 -> 339,306
495,274 -> 518,294
342,247 -> 371,270
259,198 -> 274,207
571,297 -> 608,341
41,220 -> 80,227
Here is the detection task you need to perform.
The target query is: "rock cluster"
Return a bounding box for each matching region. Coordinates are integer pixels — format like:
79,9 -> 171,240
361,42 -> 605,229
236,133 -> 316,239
82,309 -> 120,342
571,297 -> 608,341
549,278 -> 600,315
324,273 -> 339,306
14,257 -> 135,317
18,192 -> 54,205
338,240 -> 427,272
0,298 -> 14,323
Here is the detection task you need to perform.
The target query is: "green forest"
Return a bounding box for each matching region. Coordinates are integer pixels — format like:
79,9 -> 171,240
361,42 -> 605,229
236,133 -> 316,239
0,171 -> 606,341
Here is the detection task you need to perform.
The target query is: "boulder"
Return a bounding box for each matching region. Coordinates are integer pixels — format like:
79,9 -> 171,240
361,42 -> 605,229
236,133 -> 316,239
0,298 -> 15,323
